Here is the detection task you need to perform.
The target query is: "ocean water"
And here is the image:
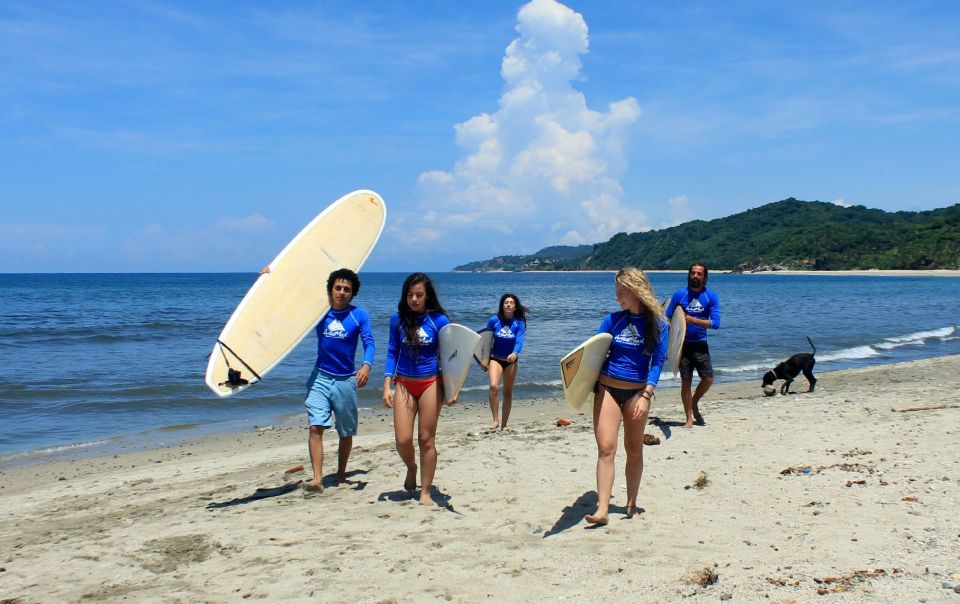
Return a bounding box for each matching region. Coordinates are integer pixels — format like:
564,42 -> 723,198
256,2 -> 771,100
2,272 -> 959,460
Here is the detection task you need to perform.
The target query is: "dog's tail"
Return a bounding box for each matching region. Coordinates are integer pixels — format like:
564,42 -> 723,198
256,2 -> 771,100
806,336 -> 816,356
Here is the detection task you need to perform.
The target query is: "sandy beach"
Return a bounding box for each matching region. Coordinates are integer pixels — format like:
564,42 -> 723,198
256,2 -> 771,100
2,357 -> 959,602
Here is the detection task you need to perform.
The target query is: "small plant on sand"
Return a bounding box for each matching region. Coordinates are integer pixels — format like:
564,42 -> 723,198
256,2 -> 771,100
693,471 -> 709,489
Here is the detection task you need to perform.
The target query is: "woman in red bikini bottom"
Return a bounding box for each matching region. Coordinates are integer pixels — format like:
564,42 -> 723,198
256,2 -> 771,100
382,273 -> 451,506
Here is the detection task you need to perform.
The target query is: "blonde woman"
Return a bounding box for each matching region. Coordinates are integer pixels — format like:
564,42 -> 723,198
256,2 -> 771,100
585,268 -> 668,525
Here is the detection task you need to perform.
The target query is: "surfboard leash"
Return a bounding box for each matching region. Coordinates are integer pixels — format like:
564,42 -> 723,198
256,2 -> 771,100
216,339 -> 262,387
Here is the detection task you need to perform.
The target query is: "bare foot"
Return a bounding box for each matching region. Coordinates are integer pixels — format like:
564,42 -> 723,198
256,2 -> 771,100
419,494 -> 434,506
404,466 -> 418,492
683,420 -> 694,428
625,505 -> 640,518
303,480 -> 324,494
693,412 -> 705,426
486,421 -> 500,430
584,513 -> 609,526
336,472 -> 347,484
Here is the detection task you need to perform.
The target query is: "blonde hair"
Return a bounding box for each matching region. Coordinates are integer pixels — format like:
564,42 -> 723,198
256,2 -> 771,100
615,267 -> 665,353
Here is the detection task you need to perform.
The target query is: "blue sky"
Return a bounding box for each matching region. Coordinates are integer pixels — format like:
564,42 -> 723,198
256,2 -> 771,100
2,0 -> 958,272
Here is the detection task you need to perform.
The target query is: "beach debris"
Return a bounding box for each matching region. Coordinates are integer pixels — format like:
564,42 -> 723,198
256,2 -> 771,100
813,568 -> 901,595
901,496 -> 919,502
766,577 -> 799,587
841,448 -> 872,457
556,418 -> 572,427
693,471 -> 709,489
685,565 -> 719,587
643,434 -> 661,446
780,462 -> 875,476
844,480 -> 867,487
284,465 -> 305,474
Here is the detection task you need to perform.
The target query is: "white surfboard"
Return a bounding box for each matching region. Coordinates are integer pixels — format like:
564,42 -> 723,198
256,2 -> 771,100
438,323 -> 482,404
559,333 -> 612,412
473,329 -> 494,371
667,306 -> 686,377
205,190 -> 387,397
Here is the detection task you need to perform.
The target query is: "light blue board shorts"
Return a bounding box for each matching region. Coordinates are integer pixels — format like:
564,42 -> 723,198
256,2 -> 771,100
305,368 -> 358,437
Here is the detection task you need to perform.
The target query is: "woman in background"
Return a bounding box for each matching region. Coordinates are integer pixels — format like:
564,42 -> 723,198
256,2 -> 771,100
483,293 -> 527,431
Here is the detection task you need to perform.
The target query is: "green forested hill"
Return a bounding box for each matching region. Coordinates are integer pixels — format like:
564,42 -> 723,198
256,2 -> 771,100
453,244 -> 593,271
456,199 -> 960,271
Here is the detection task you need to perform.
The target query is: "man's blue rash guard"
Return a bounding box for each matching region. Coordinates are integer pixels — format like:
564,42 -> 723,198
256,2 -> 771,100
384,311 -> 450,378
665,288 -> 720,342
486,316 -> 526,359
597,311 -> 668,386
314,305 -> 375,376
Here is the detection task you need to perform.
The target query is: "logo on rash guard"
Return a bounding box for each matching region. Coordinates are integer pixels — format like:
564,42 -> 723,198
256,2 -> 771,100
686,298 -> 704,314
614,325 -> 642,347
324,319 -> 348,339
496,326 -> 514,339
402,327 -> 432,345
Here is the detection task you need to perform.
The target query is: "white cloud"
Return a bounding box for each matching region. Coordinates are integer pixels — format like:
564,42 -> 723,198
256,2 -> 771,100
663,194 -> 693,227
833,197 -> 852,207
215,214 -> 277,233
410,0 -> 644,257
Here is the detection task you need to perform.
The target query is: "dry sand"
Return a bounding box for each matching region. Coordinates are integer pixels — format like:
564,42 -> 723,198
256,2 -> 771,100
2,357 -> 959,602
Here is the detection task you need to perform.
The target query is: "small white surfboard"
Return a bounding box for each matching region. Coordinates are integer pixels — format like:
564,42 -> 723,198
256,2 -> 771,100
438,323 -> 482,404
473,329 -> 494,371
559,333 -> 612,412
205,190 -> 386,397
667,306 -> 686,377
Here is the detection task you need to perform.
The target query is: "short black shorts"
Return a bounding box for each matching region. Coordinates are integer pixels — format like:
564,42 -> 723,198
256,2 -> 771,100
679,341 -> 713,380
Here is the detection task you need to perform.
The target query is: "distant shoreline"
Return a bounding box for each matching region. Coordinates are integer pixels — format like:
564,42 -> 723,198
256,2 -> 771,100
452,269 -> 960,277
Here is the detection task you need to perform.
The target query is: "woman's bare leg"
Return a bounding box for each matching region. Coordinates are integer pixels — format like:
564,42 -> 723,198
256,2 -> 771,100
500,362 -> 518,430
585,388 -> 621,525
415,382 -> 442,505
622,396 -> 649,517
486,361 -> 503,429
392,384 -> 418,491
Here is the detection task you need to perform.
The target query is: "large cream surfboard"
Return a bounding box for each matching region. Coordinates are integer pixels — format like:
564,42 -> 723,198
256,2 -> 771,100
667,306 -> 686,377
438,323 -> 482,404
205,190 -> 386,397
473,329 -> 494,371
559,333 -> 612,412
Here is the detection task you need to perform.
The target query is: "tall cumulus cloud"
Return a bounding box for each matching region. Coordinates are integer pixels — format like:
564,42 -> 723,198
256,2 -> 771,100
415,0 -> 644,253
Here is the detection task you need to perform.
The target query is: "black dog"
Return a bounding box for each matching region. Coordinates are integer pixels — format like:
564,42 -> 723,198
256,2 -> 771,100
762,337 -> 816,395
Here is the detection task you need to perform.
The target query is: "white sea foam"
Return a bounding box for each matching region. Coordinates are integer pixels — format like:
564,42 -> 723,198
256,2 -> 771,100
817,345 -> 883,362
0,438 -> 116,464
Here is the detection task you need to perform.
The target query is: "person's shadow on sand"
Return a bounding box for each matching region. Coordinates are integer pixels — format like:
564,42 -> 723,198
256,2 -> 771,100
322,469 -> 369,490
648,416 -> 680,440
376,485 -> 462,514
205,481 -> 302,509
543,491 -> 645,536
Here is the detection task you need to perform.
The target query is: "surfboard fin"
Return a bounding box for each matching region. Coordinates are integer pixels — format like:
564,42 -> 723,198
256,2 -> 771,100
219,368 -> 249,387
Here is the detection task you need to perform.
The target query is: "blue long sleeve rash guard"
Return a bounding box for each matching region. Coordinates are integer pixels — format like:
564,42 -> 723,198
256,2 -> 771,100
384,311 -> 450,378
665,287 -> 720,342
486,315 -> 526,359
314,305 -> 375,376
597,310 -> 668,387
